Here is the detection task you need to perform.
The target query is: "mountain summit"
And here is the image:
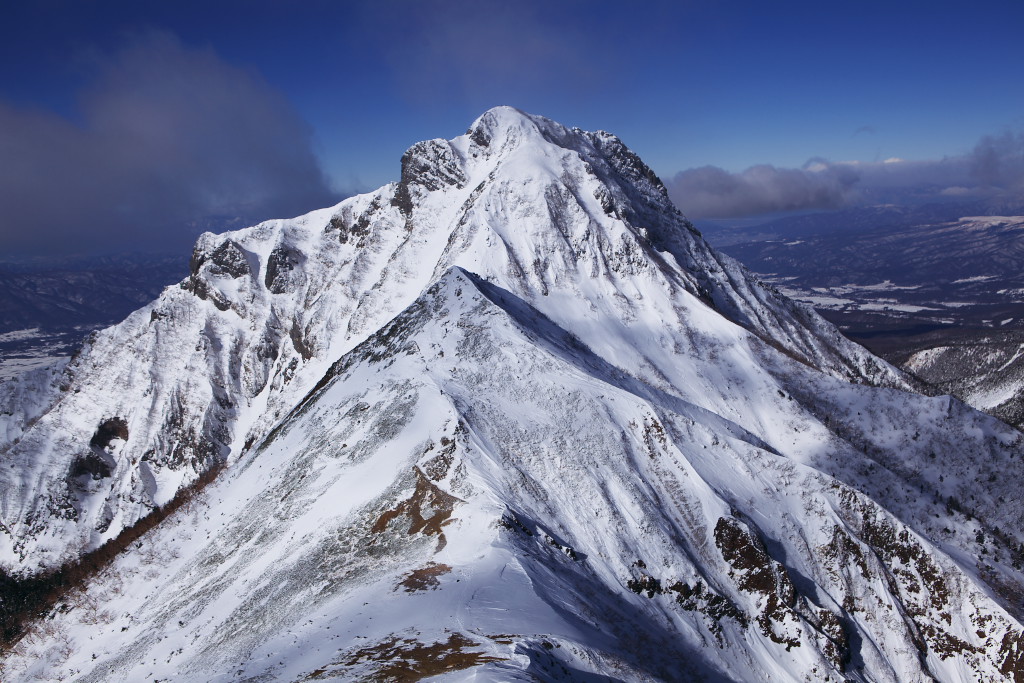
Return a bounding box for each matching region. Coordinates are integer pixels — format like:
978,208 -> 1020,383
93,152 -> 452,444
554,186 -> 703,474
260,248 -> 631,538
3,107 -> 1024,681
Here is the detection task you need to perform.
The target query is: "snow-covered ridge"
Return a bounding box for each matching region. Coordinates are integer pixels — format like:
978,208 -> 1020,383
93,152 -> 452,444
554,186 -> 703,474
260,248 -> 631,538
4,263 -> 1024,681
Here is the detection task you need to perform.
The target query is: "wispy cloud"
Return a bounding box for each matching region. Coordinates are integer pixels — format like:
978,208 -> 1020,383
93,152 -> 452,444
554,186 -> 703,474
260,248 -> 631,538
0,31 -> 339,256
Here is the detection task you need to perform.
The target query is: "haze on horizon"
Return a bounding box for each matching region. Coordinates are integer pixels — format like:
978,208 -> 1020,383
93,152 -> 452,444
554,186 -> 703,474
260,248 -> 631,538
1,0 -> 1022,257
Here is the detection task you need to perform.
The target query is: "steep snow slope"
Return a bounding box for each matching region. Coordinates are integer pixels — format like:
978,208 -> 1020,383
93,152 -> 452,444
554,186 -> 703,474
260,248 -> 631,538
5,267 -> 1024,682
0,107 -> 901,575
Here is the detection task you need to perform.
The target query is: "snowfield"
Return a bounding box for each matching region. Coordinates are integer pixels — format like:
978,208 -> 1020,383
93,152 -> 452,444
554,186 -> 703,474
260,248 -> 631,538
2,107 -> 1024,682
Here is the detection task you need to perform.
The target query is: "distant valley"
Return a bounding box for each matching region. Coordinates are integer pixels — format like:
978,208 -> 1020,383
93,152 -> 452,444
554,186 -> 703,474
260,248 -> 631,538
0,255 -> 185,379
704,205 -> 1024,427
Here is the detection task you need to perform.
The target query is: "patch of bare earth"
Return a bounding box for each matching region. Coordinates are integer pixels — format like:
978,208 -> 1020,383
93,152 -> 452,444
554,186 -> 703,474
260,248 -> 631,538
301,632 -> 505,682
371,468 -> 462,552
397,562 -> 452,592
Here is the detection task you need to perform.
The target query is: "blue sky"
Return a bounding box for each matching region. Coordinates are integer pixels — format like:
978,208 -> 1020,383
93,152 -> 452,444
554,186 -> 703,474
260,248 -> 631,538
1,0 -> 1023,254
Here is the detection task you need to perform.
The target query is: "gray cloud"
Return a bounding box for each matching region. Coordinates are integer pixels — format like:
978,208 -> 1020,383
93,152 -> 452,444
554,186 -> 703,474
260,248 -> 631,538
970,131 -> 1024,189
0,32 -> 339,256
668,129 -> 1024,219
666,163 -> 860,219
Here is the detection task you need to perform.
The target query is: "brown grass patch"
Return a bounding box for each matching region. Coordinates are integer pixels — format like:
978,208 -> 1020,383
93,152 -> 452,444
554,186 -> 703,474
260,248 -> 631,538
397,562 -> 451,592
372,468 -> 462,552
303,632 -> 504,682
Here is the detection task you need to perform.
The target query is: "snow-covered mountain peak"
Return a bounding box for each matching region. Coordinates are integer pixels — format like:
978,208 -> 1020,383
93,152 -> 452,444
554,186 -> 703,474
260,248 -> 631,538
4,108 -> 1024,681
0,109 -> 916,577
393,106 -> 574,197
464,105 -> 557,150
0,109 -> 915,580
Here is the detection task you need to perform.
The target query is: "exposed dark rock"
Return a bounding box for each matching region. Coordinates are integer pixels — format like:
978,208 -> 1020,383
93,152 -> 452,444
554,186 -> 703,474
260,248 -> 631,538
207,240 -> 251,278
328,202 -> 378,246
838,489 -> 951,612
497,512 -> 533,536
289,322 -> 314,361
89,417 -> 128,450
715,516 -> 801,649
164,434 -> 224,471
820,524 -> 872,579
715,517 -> 794,605
627,575 -> 662,598
180,275 -> 232,311
328,215 -> 347,234
188,246 -> 206,277
1000,630 -> 1024,682
668,580 -> 749,633
391,139 -> 466,220
809,607 -> 850,671
189,239 -> 251,279
586,131 -> 667,194
401,140 -> 468,193
264,245 -> 302,294
391,182 -> 414,217
422,437 -> 457,481
69,452 -> 113,481
468,125 -> 491,148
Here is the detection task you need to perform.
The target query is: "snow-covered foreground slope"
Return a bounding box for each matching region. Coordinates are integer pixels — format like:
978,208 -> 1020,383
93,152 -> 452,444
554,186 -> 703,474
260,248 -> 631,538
5,267 -> 1024,682
3,107 -> 1024,681
0,107 -> 900,575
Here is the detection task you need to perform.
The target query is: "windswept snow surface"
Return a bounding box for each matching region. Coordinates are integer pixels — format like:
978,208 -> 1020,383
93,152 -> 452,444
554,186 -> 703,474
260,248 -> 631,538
3,108 -> 1024,681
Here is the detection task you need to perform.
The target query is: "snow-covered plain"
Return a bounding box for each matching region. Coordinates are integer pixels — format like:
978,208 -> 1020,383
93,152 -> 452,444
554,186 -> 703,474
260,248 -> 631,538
3,108 -> 1024,681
